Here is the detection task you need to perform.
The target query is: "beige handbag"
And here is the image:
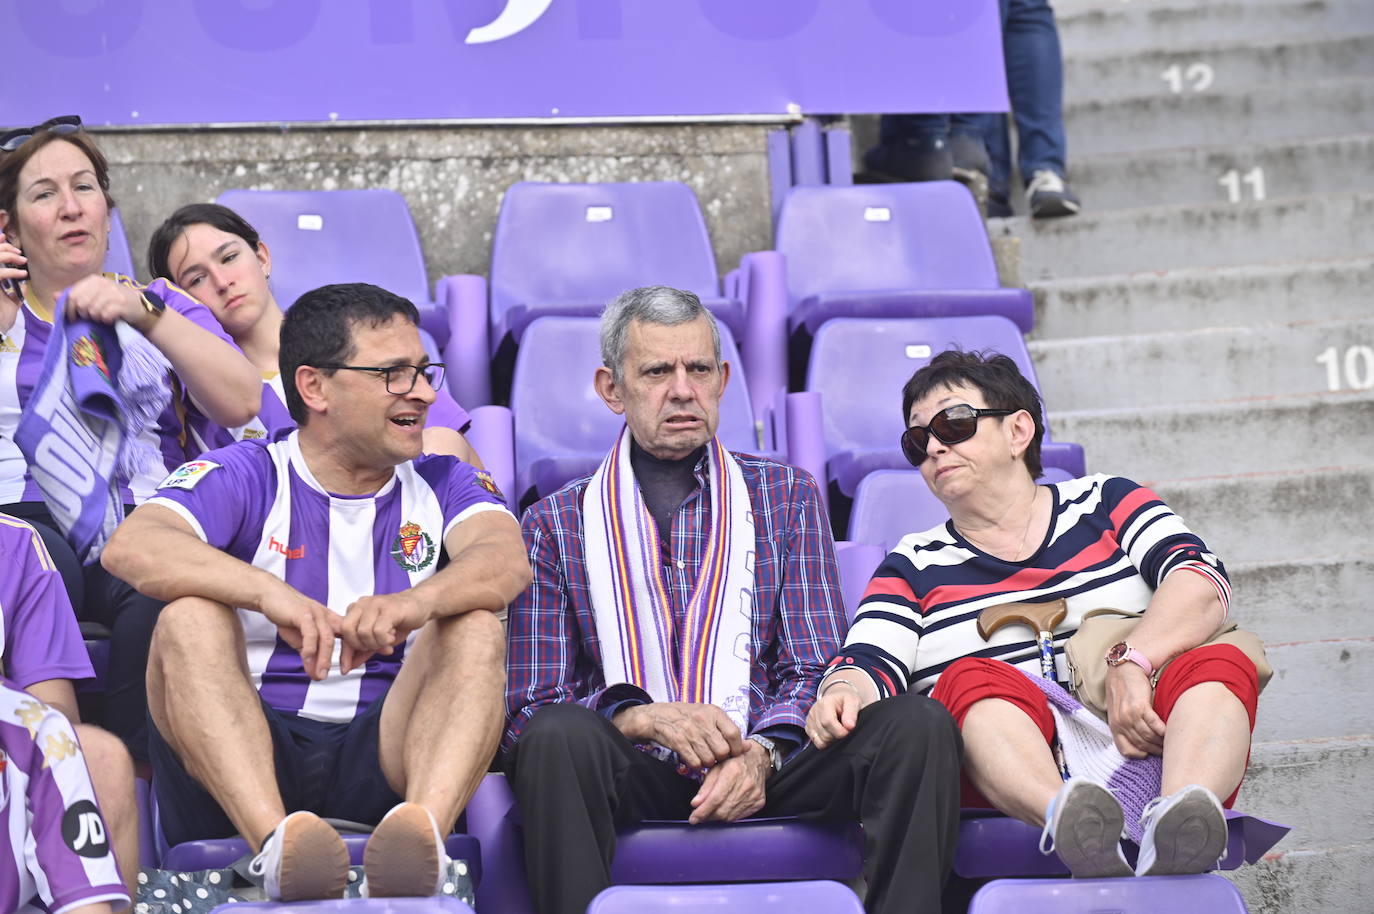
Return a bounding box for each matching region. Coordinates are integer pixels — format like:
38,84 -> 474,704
1063,608 -> 1273,721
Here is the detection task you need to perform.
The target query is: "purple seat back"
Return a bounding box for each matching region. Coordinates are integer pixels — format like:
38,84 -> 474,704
808,316 -> 1038,462
490,182 -> 723,343
967,874 -> 1249,913
848,470 -> 949,552
511,316 -> 761,500
103,207 -> 136,278
776,183 -> 1001,310
588,881 -> 865,914
834,541 -> 885,622
215,189 -> 432,311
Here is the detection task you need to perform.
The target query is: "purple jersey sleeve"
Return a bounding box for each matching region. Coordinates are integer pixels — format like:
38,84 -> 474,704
0,519 -> 93,687
143,441 -> 276,552
414,455 -> 510,540
427,390 -> 472,435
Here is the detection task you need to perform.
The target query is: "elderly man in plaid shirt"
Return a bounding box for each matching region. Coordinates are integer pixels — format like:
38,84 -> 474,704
502,286 -> 963,914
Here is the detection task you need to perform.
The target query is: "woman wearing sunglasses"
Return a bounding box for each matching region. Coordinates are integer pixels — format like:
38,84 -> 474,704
145,202 -> 482,464
805,350 -> 1260,880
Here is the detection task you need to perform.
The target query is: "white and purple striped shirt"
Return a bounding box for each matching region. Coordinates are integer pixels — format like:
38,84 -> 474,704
0,681 -> 127,914
147,431 -> 511,723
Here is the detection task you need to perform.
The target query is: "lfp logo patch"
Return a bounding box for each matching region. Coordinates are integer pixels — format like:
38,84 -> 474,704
156,460 -> 221,490
391,521 -> 435,572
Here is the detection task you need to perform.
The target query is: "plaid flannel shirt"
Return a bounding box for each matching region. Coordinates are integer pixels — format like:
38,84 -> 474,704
503,451 -> 846,756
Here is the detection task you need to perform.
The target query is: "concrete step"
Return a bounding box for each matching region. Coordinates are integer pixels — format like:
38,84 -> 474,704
1051,390 -> 1374,479
1064,77 -> 1374,158
1030,256 -> 1374,341
1033,254 -> 1374,340
1251,638 -> 1373,742
1032,317 -> 1374,410
1057,0 -> 1372,56
1065,34 -> 1374,105
1227,841 -> 1374,914
997,192 -> 1374,281
1234,736 -> 1374,851
1151,467 -> 1374,566
1068,134 -> 1374,212
1229,554 -> 1374,646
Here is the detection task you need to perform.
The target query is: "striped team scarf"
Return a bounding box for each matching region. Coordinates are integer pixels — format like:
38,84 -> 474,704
586,426 -> 756,757
14,292 -> 169,563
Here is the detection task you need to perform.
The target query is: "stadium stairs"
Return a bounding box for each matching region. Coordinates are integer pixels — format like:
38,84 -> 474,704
987,0 -> 1373,909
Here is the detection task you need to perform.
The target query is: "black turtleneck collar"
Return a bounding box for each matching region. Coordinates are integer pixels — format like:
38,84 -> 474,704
629,437 -> 706,549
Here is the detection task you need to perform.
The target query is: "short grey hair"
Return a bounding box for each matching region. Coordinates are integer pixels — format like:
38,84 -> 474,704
599,285 -> 722,382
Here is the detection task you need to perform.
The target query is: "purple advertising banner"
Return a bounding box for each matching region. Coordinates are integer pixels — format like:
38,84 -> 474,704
7,0 -> 1007,126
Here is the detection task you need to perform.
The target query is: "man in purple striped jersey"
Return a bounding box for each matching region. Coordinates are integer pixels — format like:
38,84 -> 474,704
103,283 -> 531,902
0,513 -> 134,912
503,287 -> 962,914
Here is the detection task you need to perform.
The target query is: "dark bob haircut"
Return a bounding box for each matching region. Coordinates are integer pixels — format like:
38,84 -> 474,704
279,283 -> 420,425
900,349 -> 1044,479
147,202 -> 262,283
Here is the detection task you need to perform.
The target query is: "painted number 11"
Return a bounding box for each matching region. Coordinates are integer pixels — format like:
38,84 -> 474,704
1219,167 -> 1266,203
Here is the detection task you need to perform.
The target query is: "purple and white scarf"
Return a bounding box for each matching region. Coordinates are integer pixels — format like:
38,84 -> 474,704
586,427 -> 756,755
14,293 -> 169,562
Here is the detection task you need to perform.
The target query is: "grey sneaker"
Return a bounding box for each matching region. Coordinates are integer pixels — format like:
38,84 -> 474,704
1039,777 -> 1133,878
1136,785 -> 1228,876
1026,169 -> 1082,218
248,811 -> 350,901
363,802 -> 448,897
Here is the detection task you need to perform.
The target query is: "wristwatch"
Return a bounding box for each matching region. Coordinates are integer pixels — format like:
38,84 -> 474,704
137,290 -> 166,329
1105,640 -> 1155,676
747,734 -> 783,773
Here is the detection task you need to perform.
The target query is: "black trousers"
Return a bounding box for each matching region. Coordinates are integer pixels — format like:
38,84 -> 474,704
505,692 -> 963,914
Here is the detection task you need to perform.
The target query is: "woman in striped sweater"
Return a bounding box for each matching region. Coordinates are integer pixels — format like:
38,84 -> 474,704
806,350 -> 1259,880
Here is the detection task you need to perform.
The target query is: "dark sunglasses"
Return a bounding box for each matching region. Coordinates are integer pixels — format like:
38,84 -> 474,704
900,404 -> 1015,466
0,115 -> 83,153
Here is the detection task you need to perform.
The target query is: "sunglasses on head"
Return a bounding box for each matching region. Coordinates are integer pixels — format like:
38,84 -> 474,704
0,115 -> 83,153
900,403 -> 1015,467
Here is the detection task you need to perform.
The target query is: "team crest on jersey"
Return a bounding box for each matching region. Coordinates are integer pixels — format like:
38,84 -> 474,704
391,521 -> 435,572
474,469 -> 504,500
157,460 -> 221,490
71,335 -> 111,381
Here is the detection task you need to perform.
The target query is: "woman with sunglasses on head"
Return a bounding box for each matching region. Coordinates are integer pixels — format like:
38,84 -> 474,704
146,202 -> 483,464
0,118 -> 260,743
805,350 -> 1261,880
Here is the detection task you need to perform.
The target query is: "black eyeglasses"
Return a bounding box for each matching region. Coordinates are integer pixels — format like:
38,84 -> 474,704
0,115 -> 83,153
315,362 -> 446,395
900,404 -> 1015,466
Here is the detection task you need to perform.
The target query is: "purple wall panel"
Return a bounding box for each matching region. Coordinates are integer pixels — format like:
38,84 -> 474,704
8,0 -> 1007,125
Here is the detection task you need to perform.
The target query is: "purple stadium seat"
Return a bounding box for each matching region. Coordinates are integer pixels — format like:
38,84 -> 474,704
806,316 -> 1085,497
214,189 -> 452,359
486,182 -> 745,350
967,874 -> 1249,913
466,774 -> 864,914
833,541 -> 884,622
222,898 -> 476,913
775,182 -> 1035,338
464,405 -> 516,511
103,208 -> 136,278
510,316 -> 771,508
587,880 -> 865,914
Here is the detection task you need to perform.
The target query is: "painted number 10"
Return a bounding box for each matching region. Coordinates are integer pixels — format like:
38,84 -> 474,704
1316,345 -> 1374,391
1219,167 -> 1266,203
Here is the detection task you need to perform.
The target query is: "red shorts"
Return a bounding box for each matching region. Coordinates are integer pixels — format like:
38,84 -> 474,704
928,644 -> 1259,808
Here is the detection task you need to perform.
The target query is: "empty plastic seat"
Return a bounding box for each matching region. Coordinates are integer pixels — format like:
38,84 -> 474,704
806,316 -> 1085,497
775,182 -> 1035,340
487,182 -> 745,351
833,541 -> 885,622
215,189 -> 452,353
967,874 -> 1250,913
511,316 -> 769,508
103,207 -> 136,278
588,881 -> 865,914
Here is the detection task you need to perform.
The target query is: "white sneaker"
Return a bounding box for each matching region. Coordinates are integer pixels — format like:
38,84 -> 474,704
248,811 -> 350,901
1136,784 -> 1228,876
1026,169 -> 1082,218
363,802 -> 449,897
1039,777 -> 1133,878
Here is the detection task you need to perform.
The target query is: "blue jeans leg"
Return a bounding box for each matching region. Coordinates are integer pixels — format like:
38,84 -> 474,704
1004,0 -> 1068,182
